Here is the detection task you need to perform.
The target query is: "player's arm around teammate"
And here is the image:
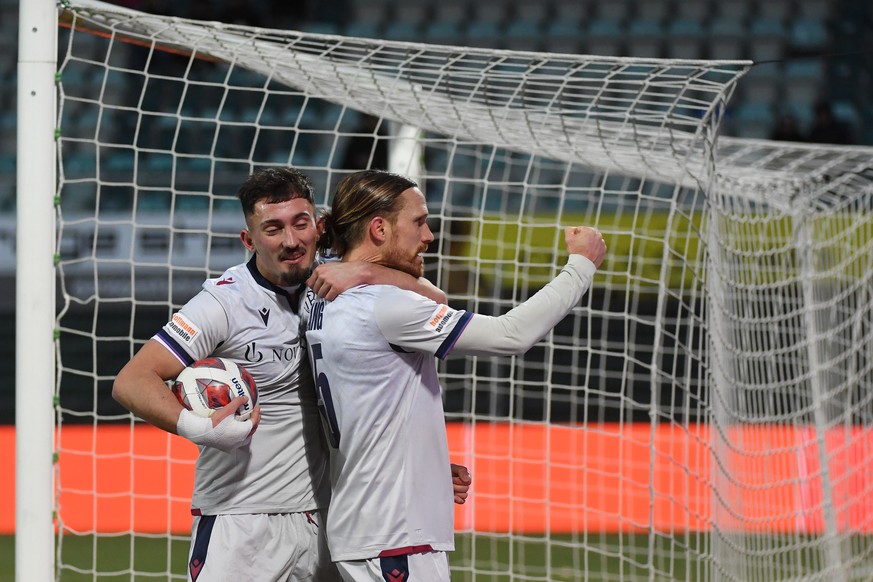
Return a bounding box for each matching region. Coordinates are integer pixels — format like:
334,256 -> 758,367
307,250 -> 446,304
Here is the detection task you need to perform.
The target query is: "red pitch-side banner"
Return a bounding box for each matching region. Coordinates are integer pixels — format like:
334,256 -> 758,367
3,423 -> 873,534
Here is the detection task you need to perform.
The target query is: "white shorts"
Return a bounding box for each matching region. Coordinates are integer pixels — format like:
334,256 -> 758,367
336,551 -> 450,582
187,511 -> 342,581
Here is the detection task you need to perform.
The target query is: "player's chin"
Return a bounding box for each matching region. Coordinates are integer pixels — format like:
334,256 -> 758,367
410,256 -> 425,276
402,263 -> 424,278
278,265 -> 312,286
385,256 -> 424,279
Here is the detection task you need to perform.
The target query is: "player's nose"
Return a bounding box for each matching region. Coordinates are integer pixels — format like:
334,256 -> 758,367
281,227 -> 301,248
422,223 -> 435,244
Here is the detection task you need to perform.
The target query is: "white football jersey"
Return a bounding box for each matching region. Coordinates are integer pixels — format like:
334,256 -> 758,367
155,257 -> 330,515
303,285 -> 473,561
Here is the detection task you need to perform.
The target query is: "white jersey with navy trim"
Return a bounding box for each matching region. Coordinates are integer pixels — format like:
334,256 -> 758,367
155,256 -> 330,515
303,285 -> 472,561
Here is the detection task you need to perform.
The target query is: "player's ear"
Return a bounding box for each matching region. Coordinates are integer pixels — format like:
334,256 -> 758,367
240,229 -> 256,252
316,216 -> 324,237
370,216 -> 388,242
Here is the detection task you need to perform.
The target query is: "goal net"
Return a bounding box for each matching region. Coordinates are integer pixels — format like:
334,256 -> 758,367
36,0 -> 873,579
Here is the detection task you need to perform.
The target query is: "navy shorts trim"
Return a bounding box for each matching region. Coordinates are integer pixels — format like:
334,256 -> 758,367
189,514 -> 217,582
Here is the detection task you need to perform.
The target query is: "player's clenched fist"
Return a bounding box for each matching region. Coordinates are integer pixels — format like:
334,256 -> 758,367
565,226 -> 606,268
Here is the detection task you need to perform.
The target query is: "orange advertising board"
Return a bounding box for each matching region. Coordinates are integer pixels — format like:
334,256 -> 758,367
3,423 -> 872,534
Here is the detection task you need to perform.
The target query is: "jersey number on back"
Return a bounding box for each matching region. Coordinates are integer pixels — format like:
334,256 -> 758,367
309,342 -> 340,448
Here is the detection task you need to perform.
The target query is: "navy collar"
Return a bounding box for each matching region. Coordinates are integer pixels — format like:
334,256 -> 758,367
246,255 -> 303,313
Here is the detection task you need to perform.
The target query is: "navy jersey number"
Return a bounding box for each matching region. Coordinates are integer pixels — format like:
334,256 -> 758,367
309,342 -> 340,448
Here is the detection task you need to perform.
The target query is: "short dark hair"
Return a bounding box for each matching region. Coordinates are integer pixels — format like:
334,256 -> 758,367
319,170 -> 418,257
237,167 -> 316,218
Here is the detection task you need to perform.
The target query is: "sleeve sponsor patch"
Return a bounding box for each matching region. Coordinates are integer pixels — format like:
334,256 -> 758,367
424,304 -> 455,334
166,312 -> 200,346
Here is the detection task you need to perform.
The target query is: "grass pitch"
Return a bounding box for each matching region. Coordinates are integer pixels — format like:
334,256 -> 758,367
0,532 -> 696,581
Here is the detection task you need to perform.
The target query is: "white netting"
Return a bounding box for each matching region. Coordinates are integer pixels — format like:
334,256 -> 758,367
42,0 -> 873,580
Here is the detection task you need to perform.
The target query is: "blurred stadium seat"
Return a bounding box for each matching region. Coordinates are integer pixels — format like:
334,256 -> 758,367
789,18 -> 829,53
665,18 -> 706,60
784,60 -> 825,107
732,102 -> 774,139
634,0 -> 671,22
584,18 -> 623,57
430,0 -> 469,26
505,20 -> 543,53
383,21 -> 418,41
393,1 -> 430,25
715,0 -> 753,21
740,63 -> 784,105
595,0 -> 630,22
546,20 -> 584,55
708,19 -> 746,61
471,0 -> 511,26
796,0 -> 831,19
300,21 -> 341,35
626,18 -> 664,59
673,0 -> 710,22
748,18 -> 787,62
352,0 -> 393,25
424,21 -> 463,45
465,20 -> 502,48
757,0 -> 793,20
550,0 -> 588,24
344,21 -> 381,38
514,2 -> 549,27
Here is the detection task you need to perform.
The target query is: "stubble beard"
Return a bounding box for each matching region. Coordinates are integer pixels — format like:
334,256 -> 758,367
277,264 -> 312,286
383,244 -> 424,279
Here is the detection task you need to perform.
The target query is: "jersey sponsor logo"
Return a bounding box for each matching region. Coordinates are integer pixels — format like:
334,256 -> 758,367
243,339 -> 302,364
424,304 -> 454,334
216,277 -> 235,286
244,341 -> 264,362
259,307 -> 270,326
167,313 -> 199,346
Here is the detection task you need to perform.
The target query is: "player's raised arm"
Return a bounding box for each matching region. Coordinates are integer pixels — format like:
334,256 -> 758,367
564,225 -> 607,268
449,226 -> 606,356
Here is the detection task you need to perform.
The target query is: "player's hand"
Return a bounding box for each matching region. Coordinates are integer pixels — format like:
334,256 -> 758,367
213,396 -> 260,444
451,463 -> 472,504
307,261 -> 372,301
565,226 -> 606,268
211,396 -> 259,427
176,396 -> 259,453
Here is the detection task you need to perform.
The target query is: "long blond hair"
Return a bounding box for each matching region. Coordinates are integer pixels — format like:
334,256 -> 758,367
319,170 -> 418,257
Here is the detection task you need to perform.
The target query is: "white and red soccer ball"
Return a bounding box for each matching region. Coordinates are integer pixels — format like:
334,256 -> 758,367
172,357 -> 258,421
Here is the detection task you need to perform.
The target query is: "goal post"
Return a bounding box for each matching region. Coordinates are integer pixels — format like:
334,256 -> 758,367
16,0 -> 58,580
23,0 -> 873,580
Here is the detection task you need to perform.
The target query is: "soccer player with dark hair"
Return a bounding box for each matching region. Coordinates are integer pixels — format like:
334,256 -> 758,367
113,167 -> 462,581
